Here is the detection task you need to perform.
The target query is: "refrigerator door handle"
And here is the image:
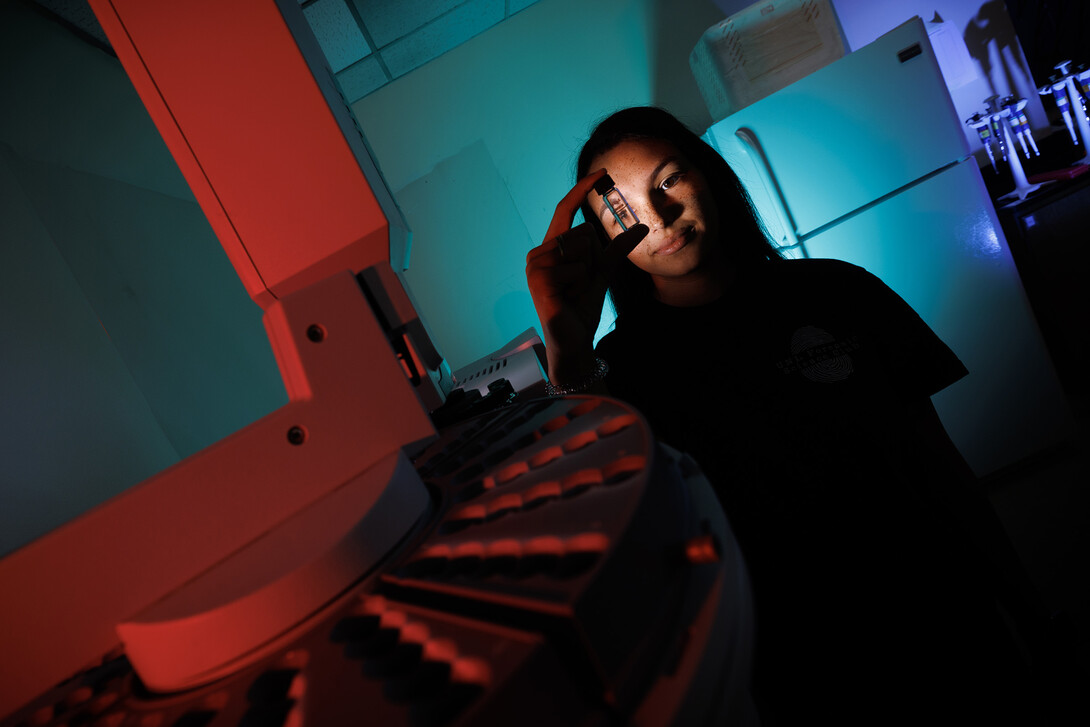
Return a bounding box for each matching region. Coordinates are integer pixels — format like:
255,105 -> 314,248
734,127 -> 802,251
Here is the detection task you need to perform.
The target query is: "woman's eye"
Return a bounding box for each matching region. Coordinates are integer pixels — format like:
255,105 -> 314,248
660,173 -> 683,191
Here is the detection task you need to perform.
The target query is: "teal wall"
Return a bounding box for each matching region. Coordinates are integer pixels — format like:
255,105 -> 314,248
0,1 -> 286,556
354,0 -> 725,368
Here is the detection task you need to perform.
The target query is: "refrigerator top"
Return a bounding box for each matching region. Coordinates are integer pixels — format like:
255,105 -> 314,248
706,17 -> 970,239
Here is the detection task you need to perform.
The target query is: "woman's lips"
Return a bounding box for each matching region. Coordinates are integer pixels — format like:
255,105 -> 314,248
655,226 -> 693,256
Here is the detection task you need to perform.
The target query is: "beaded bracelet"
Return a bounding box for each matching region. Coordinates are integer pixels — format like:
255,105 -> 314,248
544,357 -> 609,397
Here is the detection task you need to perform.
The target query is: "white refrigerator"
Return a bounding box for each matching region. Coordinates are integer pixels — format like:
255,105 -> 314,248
703,17 -> 1074,477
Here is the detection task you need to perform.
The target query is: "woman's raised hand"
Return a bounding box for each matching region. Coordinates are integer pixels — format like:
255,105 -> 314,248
525,168 -> 647,384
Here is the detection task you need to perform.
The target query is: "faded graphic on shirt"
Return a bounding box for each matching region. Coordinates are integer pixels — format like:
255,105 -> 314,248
776,326 -> 858,382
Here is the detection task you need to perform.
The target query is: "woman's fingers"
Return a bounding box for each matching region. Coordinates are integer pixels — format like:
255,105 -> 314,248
544,168 -> 608,242
526,170 -> 643,337
601,223 -> 648,272
528,256 -> 596,282
526,222 -> 600,266
528,221 -> 646,302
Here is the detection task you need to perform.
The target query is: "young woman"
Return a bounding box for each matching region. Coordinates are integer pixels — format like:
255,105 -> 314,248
526,107 -> 1046,724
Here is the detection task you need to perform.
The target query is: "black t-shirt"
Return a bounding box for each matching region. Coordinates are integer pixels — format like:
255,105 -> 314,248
596,259 -> 1024,719
597,258 -> 967,543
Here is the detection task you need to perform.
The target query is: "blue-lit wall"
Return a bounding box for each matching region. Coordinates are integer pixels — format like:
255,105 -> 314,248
353,0 -> 725,367
352,0 -> 1055,371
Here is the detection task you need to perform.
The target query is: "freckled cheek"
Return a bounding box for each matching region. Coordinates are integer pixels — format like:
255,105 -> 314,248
681,190 -> 704,210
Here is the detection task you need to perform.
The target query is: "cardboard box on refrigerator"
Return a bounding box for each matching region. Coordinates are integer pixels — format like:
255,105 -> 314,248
691,0 -> 848,122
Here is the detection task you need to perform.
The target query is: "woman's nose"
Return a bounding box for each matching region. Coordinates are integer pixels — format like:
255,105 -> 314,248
639,205 -> 664,231
639,194 -> 677,231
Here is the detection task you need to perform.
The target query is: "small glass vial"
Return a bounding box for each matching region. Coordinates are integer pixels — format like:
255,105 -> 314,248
594,174 -> 639,231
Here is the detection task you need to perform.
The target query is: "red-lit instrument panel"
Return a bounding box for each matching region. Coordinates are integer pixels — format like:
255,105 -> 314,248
3,396 -> 751,726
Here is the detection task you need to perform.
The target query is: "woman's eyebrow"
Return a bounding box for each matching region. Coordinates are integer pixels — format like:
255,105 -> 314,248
593,192 -> 622,220
597,204 -> 617,224
648,156 -> 680,182
588,195 -> 610,222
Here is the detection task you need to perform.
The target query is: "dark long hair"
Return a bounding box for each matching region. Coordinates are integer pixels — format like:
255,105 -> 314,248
576,106 -> 781,321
